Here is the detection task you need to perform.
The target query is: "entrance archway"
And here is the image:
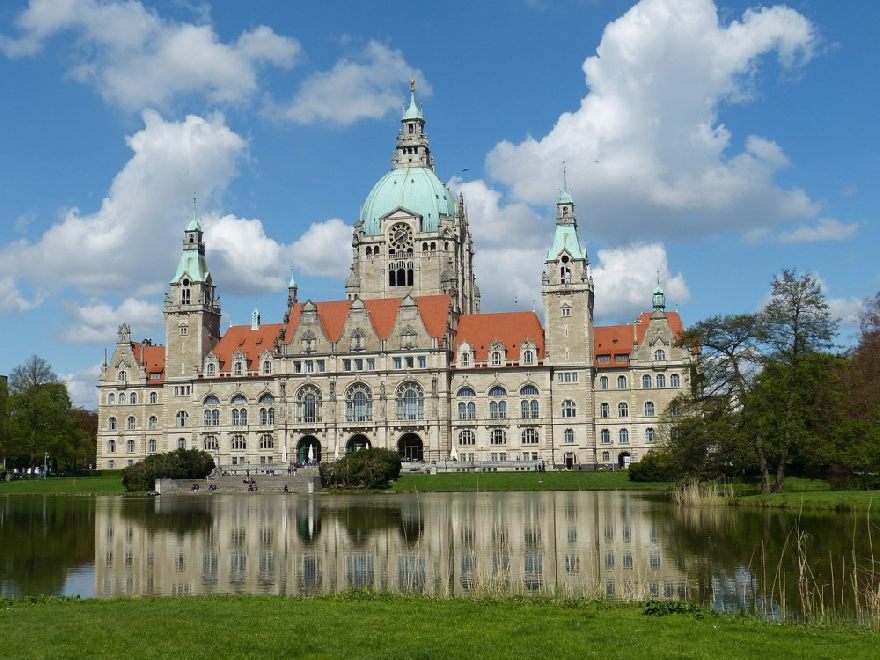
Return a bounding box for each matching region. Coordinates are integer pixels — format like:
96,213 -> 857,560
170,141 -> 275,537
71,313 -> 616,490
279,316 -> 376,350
296,436 -> 321,463
347,434 -> 371,453
618,452 -> 631,469
564,452 -> 575,470
397,433 -> 423,462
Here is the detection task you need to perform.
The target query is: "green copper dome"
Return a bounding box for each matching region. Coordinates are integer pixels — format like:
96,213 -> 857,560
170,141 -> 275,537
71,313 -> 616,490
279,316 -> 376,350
360,167 -> 456,235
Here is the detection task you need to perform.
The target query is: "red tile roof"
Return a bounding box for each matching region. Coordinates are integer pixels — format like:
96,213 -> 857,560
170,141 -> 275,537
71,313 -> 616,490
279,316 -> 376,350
593,311 -> 684,368
212,323 -> 283,373
130,342 -> 165,378
456,312 -> 545,362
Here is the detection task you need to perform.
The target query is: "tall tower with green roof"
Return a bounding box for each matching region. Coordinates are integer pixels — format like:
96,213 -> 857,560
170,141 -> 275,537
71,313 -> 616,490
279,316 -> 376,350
348,82 -> 479,313
164,201 -> 221,380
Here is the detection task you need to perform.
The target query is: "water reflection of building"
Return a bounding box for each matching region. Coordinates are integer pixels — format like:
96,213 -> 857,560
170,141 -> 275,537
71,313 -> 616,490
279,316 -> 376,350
94,493 -> 689,600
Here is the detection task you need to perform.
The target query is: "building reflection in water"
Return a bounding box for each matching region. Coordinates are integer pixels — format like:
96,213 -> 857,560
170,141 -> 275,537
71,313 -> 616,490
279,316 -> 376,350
95,492 -> 691,599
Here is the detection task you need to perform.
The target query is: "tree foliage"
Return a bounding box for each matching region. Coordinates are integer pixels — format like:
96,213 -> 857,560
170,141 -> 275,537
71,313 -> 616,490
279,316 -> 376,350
121,449 -> 215,492
1,355 -> 97,474
661,270 -> 875,492
320,448 -> 402,489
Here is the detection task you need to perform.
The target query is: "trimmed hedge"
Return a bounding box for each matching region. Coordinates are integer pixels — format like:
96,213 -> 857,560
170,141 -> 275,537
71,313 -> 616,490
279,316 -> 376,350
121,449 -> 215,492
320,448 -> 401,489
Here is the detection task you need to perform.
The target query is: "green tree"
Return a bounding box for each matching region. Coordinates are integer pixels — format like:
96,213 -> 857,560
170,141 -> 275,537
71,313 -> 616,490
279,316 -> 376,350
7,356 -> 73,472
756,270 -> 838,492
0,375 -> 8,475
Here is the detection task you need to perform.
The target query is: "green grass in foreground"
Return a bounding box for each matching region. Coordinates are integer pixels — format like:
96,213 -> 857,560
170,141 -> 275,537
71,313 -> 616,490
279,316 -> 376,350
738,489 -> 879,511
0,594 -> 876,659
0,474 -> 124,496
390,469 -> 668,493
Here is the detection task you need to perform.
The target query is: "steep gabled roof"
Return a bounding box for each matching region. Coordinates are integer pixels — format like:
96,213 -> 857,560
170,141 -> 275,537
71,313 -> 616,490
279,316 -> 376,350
593,311 -> 684,368
130,342 -> 165,381
212,323 -> 283,373
455,312 -> 545,362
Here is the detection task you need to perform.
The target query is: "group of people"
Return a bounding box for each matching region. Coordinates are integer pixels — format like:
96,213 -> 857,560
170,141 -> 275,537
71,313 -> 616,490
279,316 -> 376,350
243,478 -> 258,492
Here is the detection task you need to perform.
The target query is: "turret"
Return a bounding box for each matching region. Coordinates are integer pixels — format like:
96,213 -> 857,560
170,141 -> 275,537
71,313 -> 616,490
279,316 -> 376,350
392,80 -> 432,169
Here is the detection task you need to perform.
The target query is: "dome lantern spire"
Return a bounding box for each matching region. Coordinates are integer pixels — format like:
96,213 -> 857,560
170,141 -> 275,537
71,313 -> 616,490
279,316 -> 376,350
394,80 -> 431,169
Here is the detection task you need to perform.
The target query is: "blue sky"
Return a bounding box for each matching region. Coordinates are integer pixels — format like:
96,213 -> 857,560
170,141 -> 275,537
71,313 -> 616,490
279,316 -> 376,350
0,0 -> 876,407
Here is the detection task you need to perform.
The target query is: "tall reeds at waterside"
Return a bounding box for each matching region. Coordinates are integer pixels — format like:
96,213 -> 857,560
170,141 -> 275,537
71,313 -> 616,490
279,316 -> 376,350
671,479 -> 737,506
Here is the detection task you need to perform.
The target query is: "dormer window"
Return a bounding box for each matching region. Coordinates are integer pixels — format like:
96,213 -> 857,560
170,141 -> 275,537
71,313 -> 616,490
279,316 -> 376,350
233,361 -> 243,376
491,351 -> 502,366
262,360 -> 271,375
206,363 -> 215,376
118,370 -> 127,383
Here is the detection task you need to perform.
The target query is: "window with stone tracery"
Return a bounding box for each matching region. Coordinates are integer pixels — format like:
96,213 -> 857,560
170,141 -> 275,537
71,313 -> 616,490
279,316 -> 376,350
296,385 -> 322,423
396,381 -> 424,421
345,382 -> 373,423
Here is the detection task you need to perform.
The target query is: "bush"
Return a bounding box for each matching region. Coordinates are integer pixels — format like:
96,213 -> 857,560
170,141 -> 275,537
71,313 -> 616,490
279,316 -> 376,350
121,449 -> 215,492
320,448 -> 401,489
629,450 -> 678,482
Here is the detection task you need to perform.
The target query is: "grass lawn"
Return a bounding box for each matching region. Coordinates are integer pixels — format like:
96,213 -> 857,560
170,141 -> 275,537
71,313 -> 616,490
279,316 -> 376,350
737,489 -> 879,512
0,594 -> 876,659
0,474 -> 124,496
390,470 -> 669,493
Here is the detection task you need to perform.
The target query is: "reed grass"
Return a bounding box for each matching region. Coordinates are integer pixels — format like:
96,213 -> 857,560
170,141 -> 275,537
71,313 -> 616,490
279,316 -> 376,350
671,479 -> 737,506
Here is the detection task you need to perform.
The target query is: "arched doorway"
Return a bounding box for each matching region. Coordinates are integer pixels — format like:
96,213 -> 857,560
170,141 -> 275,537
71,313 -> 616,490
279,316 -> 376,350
297,436 -> 321,463
347,434 -> 371,453
398,433 -> 423,462
618,452 -> 631,469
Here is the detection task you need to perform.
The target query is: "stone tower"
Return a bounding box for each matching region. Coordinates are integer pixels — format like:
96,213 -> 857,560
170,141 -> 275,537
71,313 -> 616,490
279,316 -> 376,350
348,82 -> 479,313
164,203 -> 221,379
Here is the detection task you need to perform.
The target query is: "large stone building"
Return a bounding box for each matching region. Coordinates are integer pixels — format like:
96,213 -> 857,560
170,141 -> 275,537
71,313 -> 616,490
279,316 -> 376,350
96,85 -> 692,472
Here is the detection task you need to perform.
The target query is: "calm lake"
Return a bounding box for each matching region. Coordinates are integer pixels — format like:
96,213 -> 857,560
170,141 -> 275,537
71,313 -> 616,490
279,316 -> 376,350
1,492 -> 875,620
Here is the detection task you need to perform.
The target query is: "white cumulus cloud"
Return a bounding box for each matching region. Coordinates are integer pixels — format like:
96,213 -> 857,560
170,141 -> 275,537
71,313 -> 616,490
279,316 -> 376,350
776,218 -> 858,243
0,0 -> 300,110
60,362 -> 103,409
485,0 -> 821,241
61,297 -> 163,345
275,41 -> 430,125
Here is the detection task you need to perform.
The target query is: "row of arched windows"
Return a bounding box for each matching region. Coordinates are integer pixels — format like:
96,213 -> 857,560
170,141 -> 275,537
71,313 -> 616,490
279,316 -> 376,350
599,428 -> 656,444
205,360 -> 272,377
107,415 -> 160,431
599,401 -> 659,418
107,391 -> 160,405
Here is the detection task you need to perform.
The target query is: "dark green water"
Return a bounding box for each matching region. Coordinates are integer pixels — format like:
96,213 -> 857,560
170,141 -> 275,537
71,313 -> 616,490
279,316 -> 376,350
1,492 -> 875,620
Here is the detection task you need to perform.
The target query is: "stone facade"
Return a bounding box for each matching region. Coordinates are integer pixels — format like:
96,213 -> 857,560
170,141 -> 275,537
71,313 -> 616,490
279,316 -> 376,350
96,87 -> 693,472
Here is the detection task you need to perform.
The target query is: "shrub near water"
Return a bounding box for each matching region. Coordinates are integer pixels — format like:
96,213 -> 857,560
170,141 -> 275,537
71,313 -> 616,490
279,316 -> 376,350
121,449 -> 215,492
320,448 -> 401,489
629,449 -> 679,482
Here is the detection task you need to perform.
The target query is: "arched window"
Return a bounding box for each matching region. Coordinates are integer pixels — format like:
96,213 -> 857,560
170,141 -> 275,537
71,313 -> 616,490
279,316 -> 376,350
204,436 -> 219,451
522,428 -> 539,445
176,411 -> 188,427
458,401 -> 476,421
520,385 -> 539,419
646,428 -> 655,443
177,438 -> 186,449
600,403 -> 609,418
231,434 -> 246,450
259,407 -> 275,425
126,439 -> 135,453
564,428 -> 575,444
204,395 -> 220,405
396,381 -> 424,421
491,351 -> 503,366
258,393 -> 274,405
297,385 -> 322,423
644,401 -> 656,417
206,363 -> 215,376
108,439 -> 116,453
600,429 -> 610,444
231,394 -> 247,405
601,451 -> 610,462
656,374 -> 666,388
671,373 -> 681,388
562,400 -> 577,418
148,416 -> 158,430
490,429 -> 507,445
126,416 -> 136,430
149,391 -> 158,404
118,370 -> 127,383
619,429 -> 629,444
231,394 -> 247,426
488,385 -> 507,397
522,349 -> 535,365
489,401 -> 507,420
129,392 -> 137,405
654,349 -> 666,361
458,386 -> 476,397
108,393 -> 115,405
148,439 -> 156,453
118,393 -> 126,405
108,416 -> 117,431
642,374 -> 652,389
259,434 -> 274,450
203,409 -> 218,426
618,402 -> 629,418
458,430 -> 475,446
233,361 -> 243,376
617,375 -> 627,389
346,383 -> 373,423
600,376 -> 608,390
460,352 -> 470,367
